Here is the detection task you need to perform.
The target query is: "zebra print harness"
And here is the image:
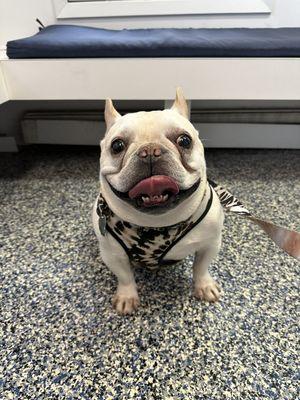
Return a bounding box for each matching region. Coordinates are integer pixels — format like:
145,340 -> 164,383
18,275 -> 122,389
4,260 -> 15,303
208,179 -> 251,216
97,185 -> 213,270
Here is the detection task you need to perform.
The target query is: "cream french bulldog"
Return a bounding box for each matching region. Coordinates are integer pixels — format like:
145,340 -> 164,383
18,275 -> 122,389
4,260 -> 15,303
93,88 -> 224,315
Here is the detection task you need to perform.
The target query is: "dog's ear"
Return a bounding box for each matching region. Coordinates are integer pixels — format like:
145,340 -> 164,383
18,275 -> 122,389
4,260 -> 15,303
171,87 -> 189,119
104,98 -> 121,130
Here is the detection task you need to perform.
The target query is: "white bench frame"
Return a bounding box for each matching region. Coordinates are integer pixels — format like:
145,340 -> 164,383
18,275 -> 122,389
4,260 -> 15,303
1,57 -> 300,102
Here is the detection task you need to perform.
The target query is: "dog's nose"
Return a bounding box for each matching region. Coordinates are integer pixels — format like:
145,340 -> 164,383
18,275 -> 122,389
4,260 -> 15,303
138,144 -> 162,159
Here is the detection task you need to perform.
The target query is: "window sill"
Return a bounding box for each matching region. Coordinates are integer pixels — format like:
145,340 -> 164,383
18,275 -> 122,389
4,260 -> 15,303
53,0 -> 271,19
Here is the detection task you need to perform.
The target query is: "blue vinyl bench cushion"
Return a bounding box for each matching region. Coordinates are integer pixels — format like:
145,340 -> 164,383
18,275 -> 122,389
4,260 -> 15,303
6,25 -> 300,59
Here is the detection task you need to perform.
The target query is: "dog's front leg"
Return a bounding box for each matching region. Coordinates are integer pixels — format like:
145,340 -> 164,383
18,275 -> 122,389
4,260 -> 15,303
101,249 -> 139,315
193,243 -> 222,302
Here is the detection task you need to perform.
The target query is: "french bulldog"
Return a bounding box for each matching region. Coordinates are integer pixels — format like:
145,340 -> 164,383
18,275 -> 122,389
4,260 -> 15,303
92,88 -> 224,315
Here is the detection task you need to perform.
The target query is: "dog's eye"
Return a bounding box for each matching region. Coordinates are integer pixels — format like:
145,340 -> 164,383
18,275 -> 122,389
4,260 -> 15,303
111,139 -> 125,154
177,134 -> 192,149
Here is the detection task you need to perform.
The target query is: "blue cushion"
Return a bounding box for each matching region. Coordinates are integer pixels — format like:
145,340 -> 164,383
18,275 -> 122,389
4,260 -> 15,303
6,25 -> 300,59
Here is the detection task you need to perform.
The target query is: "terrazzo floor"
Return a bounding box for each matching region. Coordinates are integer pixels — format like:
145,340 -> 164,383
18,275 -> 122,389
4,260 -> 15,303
0,146 -> 299,400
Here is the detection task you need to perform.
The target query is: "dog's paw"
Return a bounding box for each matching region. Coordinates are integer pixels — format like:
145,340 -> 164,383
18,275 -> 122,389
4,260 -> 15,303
194,278 -> 222,303
112,287 -> 140,315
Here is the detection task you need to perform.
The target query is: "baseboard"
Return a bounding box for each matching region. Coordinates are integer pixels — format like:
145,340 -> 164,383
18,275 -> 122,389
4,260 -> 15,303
0,136 -> 18,152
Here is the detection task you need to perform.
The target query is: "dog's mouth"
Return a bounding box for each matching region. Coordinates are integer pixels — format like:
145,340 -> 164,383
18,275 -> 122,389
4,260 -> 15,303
108,175 -> 200,212
128,175 -> 179,207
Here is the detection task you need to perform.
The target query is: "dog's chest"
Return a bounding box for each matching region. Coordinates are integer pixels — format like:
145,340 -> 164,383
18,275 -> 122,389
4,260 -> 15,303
107,214 -> 195,269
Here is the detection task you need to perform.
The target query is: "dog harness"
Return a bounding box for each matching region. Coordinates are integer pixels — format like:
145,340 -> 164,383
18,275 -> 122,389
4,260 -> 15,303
97,183 -> 215,270
97,179 -> 300,266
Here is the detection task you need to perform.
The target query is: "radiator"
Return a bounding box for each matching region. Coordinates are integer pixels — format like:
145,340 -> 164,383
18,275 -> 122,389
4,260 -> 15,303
21,110 -> 300,148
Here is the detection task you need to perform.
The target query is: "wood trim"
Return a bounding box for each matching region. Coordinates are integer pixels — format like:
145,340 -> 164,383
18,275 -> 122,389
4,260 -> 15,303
0,137 -> 18,152
54,0 -> 270,19
0,64 -> 9,105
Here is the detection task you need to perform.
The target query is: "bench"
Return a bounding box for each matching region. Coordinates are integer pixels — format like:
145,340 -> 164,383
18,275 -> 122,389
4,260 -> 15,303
1,26 -> 300,150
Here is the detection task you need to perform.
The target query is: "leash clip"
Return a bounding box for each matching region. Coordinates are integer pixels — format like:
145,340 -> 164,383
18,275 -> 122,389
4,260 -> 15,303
99,215 -> 107,236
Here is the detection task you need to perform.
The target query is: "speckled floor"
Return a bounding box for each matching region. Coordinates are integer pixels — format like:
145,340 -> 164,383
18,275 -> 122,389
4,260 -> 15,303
0,146 -> 299,400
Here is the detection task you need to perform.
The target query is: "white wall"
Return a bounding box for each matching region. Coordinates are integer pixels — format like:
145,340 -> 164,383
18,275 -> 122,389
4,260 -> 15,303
0,0 -> 300,50
0,0 -> 56,50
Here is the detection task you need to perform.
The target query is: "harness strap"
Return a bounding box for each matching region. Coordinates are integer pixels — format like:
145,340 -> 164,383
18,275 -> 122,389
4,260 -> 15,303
208,179 -> 300,260
105,223 -> 133,260
158,185 -> 213,265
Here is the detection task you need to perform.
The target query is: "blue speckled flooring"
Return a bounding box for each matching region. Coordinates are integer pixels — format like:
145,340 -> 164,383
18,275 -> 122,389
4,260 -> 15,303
0,146 -> 299,399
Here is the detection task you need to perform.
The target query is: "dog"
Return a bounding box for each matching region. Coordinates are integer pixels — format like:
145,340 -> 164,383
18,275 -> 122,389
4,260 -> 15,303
92,88 -> 224,315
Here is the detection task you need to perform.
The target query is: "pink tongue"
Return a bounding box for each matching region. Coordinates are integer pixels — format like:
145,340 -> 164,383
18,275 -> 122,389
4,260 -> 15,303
129,175 -> 179,199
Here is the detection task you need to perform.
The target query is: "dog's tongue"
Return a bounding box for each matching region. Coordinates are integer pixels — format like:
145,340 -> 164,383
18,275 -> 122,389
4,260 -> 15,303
129,175 -> 179,199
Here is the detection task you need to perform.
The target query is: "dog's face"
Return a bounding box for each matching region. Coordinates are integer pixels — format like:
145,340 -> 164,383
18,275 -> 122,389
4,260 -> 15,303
100,88 -> 206,215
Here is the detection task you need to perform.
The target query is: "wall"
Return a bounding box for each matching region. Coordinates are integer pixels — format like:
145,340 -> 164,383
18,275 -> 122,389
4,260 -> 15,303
0,0 -> 56,50
1,0 -> 300,49
61,0 -> 300,30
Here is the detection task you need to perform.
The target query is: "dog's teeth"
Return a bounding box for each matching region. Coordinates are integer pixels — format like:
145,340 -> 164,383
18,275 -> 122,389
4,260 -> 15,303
142,194 -> 168,203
